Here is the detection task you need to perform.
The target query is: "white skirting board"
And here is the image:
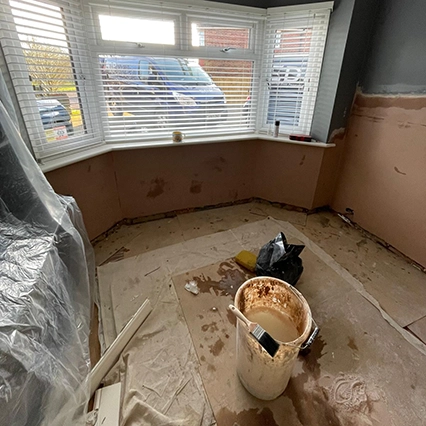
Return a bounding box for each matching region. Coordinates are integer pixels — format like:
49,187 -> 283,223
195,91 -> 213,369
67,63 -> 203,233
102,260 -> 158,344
93,383 -> 122,426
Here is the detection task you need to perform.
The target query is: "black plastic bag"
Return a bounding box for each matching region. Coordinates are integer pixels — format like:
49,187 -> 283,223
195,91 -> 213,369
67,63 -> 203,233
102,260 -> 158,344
255,232 -> 304,285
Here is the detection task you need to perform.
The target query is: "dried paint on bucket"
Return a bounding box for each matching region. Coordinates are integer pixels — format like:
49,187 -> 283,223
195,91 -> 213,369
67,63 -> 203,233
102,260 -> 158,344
235,277 -> 312,400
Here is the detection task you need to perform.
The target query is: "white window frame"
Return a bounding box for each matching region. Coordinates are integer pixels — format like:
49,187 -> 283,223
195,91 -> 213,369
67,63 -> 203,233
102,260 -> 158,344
258,3 -> 332,136
1,0 -> 333,164
89,3 -> 261,60
87,1 -> 263,142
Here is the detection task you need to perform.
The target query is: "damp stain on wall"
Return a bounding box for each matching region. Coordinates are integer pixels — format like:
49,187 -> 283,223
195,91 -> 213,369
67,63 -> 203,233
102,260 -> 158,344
204,156 -> 227,172
190,180 -> 203,194
147,178 -> 166,198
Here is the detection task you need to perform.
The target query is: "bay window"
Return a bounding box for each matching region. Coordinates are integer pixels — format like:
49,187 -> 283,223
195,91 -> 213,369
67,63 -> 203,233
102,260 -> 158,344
0,0 -> 332,162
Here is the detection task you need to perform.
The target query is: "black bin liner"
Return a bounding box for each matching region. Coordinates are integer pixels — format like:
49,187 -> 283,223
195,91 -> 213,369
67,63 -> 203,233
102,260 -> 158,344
255,232 -> 304,285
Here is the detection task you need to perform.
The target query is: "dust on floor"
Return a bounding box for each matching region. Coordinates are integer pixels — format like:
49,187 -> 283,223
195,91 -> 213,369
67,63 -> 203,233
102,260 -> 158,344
93,202 -> 426,426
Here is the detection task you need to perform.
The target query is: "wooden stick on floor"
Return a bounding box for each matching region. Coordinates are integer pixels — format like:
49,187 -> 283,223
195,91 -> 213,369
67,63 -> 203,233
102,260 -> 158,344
89,299 -> 152,396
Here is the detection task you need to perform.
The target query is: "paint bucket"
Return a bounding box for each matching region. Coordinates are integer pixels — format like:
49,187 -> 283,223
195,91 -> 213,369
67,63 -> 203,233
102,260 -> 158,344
235,276 -> 317,400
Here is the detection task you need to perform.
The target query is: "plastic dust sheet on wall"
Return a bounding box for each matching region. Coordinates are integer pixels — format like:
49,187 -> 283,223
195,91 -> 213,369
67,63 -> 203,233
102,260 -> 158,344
0,72 -> 94,426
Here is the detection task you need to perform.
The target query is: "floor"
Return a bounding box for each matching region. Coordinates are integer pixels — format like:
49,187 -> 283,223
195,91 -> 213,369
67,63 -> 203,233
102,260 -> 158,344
92,201 -> 426,425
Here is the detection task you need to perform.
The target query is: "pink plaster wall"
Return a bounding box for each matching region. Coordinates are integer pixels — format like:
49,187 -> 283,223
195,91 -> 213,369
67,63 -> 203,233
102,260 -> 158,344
45,140 -> 334,239
332,94 -> 426,267
45,152 -> 121,240
312,130 -> 346,208
113,141 -> 257,219
253,140 -> 326,209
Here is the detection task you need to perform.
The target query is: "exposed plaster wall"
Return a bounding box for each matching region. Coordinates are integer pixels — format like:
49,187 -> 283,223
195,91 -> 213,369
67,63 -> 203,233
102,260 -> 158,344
45,153 -> 121,240
45,140 -> 331,239
332,93 -> 426,267
331,0 -> 426,267
112,141 -> 257,219
253,140 -> 325,209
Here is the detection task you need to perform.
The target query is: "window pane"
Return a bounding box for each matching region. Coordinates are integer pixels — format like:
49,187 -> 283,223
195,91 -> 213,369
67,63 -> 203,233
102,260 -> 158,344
263,8 -> 331,135
267,55 -> 307,127
10,0 -> 85,144
99,55 -> 254,139
191,22 -> 250,49
99,15 -> 175,45
267,28 -> 311,128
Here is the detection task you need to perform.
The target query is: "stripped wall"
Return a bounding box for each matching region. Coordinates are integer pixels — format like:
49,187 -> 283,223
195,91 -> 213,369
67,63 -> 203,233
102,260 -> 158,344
332,0 -> 426,267
46,140 -> 331,239
45,152 -> 121,240
112,141 -> 257,219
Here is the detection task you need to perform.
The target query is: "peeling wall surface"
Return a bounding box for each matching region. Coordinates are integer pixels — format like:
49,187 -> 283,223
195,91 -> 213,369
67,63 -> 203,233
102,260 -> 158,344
332,0 -> 426,267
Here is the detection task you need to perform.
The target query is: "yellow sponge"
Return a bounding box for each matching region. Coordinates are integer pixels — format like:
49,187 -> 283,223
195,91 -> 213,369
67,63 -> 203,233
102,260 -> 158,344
235,250 -> 257,272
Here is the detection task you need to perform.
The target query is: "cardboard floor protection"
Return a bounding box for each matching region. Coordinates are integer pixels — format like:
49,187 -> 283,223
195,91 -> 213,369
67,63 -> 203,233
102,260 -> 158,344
97,218 -> 426,426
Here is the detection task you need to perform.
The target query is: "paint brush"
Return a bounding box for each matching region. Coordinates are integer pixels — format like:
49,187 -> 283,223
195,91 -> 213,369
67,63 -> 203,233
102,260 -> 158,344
228,304 -> 279,357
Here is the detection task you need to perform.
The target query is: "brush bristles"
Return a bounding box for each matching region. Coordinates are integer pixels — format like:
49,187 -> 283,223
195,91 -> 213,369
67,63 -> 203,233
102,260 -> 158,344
251,325 -> 280,357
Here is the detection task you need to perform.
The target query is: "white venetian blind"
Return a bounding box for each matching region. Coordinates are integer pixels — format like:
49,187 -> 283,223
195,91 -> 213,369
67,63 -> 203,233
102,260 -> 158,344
0,0 -> 102,159
91,3 -> 261,142
260,4 -> 332,136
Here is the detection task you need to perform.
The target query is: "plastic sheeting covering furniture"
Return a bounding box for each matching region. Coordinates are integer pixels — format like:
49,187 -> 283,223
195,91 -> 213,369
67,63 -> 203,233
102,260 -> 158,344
0,73 -> 94,425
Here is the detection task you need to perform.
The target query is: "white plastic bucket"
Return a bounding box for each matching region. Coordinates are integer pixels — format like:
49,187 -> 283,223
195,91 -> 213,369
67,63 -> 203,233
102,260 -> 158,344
235,276 -> 315,400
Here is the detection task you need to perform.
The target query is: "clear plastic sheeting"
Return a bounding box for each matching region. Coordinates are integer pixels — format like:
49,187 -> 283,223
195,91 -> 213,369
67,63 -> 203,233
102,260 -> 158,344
0,72 -> 93,426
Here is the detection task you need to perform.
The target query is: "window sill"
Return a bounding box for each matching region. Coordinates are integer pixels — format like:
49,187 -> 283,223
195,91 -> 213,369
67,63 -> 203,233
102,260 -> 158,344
40,133 -> 335,173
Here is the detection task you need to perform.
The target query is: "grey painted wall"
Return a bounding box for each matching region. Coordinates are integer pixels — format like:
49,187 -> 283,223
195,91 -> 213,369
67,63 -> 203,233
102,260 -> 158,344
311,0 -> 354,141
361,0 -> 426,94
312,0 -> 379,141
324,0 -> 380,137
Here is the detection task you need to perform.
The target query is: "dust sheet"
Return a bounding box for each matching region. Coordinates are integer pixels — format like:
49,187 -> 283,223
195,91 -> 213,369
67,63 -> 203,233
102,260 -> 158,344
98,218 -> 426,426
98,230 -> 243,426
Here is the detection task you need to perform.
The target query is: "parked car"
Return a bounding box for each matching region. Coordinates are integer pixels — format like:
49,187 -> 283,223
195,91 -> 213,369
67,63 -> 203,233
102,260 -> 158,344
37,99 -> 73,139
243,56 -> 307,128
100,56 -> 227,128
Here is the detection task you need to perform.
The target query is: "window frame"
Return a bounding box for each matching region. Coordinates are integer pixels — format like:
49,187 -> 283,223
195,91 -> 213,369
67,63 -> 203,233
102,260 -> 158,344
1,0 -> 334,164
258,6 -> 332,136
88,2 -> 263,143
93,6 -> 182,51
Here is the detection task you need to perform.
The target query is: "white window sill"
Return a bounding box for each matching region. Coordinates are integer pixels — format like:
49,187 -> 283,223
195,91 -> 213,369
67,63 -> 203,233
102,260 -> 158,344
40,133 -> 335,173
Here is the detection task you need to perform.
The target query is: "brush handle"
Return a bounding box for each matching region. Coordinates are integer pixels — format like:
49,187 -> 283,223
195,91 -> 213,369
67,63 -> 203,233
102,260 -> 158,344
228,304 -> 251,328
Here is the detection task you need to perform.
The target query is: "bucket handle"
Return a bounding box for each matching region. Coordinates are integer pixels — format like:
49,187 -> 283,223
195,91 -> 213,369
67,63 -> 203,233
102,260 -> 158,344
300,319 -> 319,352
